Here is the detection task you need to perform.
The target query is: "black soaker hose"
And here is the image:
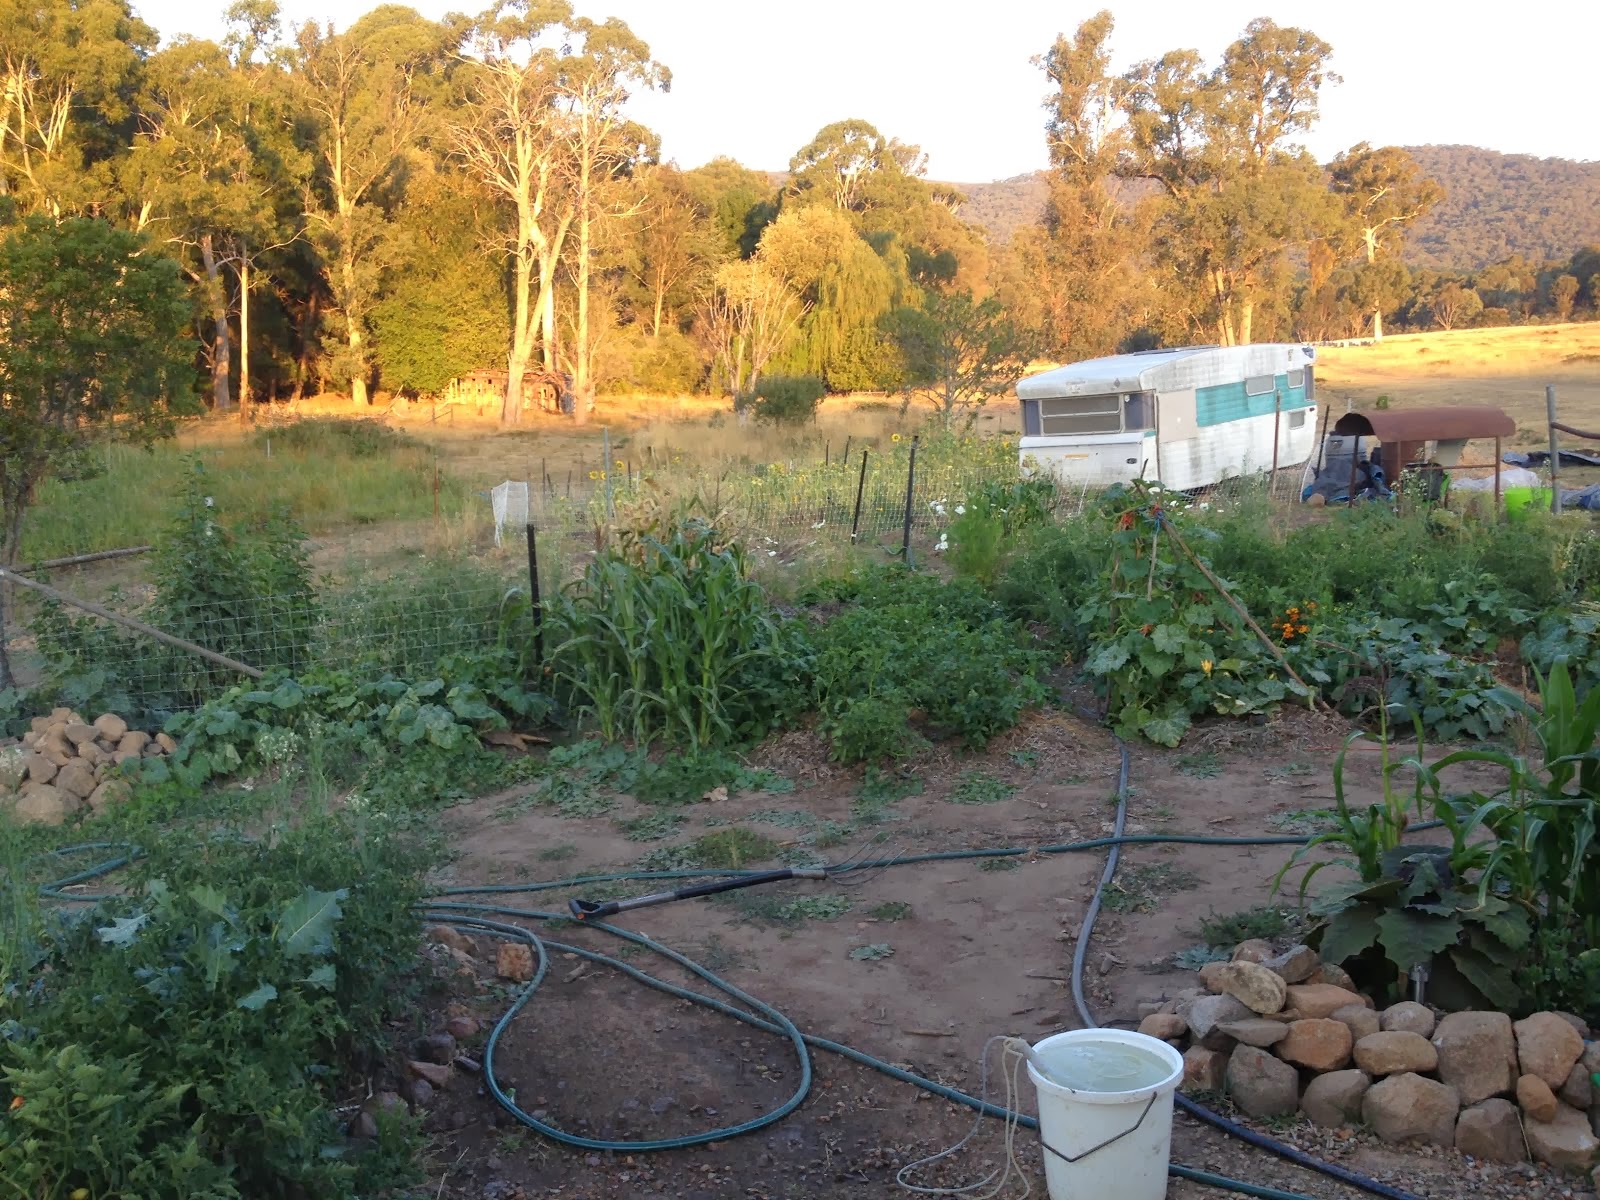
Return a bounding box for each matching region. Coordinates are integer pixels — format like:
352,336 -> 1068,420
1075,740 -> 1424,1200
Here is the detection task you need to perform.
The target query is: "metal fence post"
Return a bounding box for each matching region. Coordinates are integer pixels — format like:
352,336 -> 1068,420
1548,385 -> 1562,514
602,426 -> 615,520
902,435 -> 919,567
850,449 -> 869,544
526,523 -> 544,667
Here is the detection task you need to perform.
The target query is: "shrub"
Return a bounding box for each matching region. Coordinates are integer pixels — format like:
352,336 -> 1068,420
0,805 -> 432,1198
745,375 -> 826,426
248,417 -> 416,458
803,567 -> 1047,761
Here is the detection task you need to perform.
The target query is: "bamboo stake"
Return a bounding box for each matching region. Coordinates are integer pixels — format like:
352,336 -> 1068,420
14,546 -> 152,573
1156,518 -> 1323,710
0,568 -> 263,679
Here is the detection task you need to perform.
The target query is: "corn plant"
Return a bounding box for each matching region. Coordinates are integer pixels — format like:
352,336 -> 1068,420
547,519 -> 806,749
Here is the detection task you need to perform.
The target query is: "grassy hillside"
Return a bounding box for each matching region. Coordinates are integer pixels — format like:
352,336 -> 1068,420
944,146 -> 1600,268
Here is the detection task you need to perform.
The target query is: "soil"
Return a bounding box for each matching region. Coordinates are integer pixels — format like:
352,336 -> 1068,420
396,708 -> 1590,1200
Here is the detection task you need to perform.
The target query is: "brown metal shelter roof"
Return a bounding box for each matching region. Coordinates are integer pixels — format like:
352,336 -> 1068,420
1331,406 -> 1515,442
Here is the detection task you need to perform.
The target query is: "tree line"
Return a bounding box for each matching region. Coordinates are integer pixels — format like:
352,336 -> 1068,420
3,1 -> 1598,427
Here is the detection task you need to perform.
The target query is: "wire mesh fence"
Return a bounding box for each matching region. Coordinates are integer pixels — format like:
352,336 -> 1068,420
12,435 -> 1314,717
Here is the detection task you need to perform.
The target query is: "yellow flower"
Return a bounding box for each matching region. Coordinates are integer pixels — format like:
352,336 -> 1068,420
588,470 -> 599,480
615,459 -> 624,470
1201,660 -> 1213,675
891,433 -> 902,443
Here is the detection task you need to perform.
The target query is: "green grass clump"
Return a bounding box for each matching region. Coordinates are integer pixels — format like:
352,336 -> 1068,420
23,426 -> 468,560
638,827 -> 779,871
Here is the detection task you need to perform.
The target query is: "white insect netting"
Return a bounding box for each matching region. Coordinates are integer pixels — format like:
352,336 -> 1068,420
490,480 -> 530,547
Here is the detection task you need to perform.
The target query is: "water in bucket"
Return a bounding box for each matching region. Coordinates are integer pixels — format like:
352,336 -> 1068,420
1027,1030 -> 1184,1200
1032,1038 -> 1173,1093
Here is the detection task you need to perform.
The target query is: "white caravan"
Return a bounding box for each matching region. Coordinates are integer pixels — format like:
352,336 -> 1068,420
1014,344 -> 1318,491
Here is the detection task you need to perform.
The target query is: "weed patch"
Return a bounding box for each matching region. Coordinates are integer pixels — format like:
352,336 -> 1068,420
949,770 -> 1016,804
1102,862 -> 1200,913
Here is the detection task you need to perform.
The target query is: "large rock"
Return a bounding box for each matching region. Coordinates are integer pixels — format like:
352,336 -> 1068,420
1211,962 -> 1288,1014
155,732 -> 178,754
1300,1069 -> 1370,1129
405,1060 -> 451,1089
1181,993 -> 1255,1049
22,753 -> 58,784
118,730 -> 151,756
1313,962 -> 1358,991
1553,1012 -> 1590,1039
1283,983 -> 1365,1019
1515,1012 -> 1585,1089
1434,1011 -> 1518,1106
1362,1073 -> 1461,1147
1182,1046 -> 1228,1094
1230,939 -> 1273,963
92,713 -> 129,742
55,763 -> 95,801
1353,1031 -> 1438,1076
12,784 -> 71,826
38,730 -> 73,767
1454,1098 -> 1527,1163
1216,1019 -> 1291,1049
1380,1002 -> 1436,1038
87,779 -> 130,812
1523,1103 -> 1599,1171
62,722 -> 98,747
1559,1061 -> 1592,1110
75,741 -> 104,768
1279,1019 -> 1353,1071
1261,945 -> 1319,983
1137,1013 -> 1187,1040
1517,1074 -> 1558,1123
1225,1045 -> 1299,1119
1330,1003 -> 1381,1043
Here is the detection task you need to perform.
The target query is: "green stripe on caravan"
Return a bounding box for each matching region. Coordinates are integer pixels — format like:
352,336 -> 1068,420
1196,375 -> 1311,428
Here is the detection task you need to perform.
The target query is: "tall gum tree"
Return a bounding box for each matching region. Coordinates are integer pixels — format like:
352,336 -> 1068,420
295,8 -> 451,405
1328,143 -> 1443,339
452,0 -> 575,425
555,16 -> 665,421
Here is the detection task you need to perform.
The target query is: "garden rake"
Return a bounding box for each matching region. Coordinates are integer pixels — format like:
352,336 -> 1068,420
566,836 -> 900,921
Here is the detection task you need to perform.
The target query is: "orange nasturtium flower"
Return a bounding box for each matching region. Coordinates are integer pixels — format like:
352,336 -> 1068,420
8,1096 -> 22,1112
1201,660 -> 1214,675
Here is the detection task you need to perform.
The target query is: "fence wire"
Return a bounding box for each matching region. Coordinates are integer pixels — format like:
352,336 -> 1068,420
14,447 -> 1310,716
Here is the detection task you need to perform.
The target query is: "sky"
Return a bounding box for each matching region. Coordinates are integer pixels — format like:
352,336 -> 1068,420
135,0 -> 1600,182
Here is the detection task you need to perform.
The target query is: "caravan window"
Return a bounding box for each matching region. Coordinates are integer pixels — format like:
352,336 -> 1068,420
1287,368 -> 1306,389
1124,392 -> 1155,431
1038,394 -> 1122,435
1245,375 -> 1275,397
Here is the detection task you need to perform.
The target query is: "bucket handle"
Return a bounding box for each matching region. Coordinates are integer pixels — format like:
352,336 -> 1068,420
1038,1091 -> 1159,1166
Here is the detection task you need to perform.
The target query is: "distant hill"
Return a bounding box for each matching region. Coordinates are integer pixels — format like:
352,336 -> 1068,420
945,173 -> 1050,244
1401,145 -> 1600,269
939,146 -> 1600,270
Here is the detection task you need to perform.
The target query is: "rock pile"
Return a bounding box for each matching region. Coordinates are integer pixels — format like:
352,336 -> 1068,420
2,708 -> 175,825
1139,939 -> 1600,1172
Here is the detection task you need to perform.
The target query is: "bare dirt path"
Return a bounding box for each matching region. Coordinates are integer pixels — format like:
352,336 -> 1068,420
413,712 -> 1578,1200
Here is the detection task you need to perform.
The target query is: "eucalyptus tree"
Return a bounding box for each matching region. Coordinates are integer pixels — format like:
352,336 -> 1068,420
0,0 -> 154,215
295,7 -> 456,405
1327,143 -> 1442,339
1119,19 -> 1340,344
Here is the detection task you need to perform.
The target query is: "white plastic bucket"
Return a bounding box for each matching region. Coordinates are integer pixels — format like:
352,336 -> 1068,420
1026,1029 -> 1184,1200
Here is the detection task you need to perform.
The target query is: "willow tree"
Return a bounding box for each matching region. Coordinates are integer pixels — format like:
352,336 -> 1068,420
698,258 -> 804,398
759,204 -> 902,390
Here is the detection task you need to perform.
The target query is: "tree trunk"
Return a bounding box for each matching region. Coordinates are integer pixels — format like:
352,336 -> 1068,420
200,234 -> 234,411
1240,299 -> 1254,347
0,491 -> 30,689
572,155 -> 593,426
239,250 -> 251,419
1372,307 -> 1384,341
507,201 -> 536,426
652,273 -> 665,339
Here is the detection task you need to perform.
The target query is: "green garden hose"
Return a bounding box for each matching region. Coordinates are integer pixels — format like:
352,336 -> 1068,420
31,814 -> 1453,1199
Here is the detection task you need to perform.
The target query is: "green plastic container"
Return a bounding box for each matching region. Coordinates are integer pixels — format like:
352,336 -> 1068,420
1504,486 -> 1553,520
